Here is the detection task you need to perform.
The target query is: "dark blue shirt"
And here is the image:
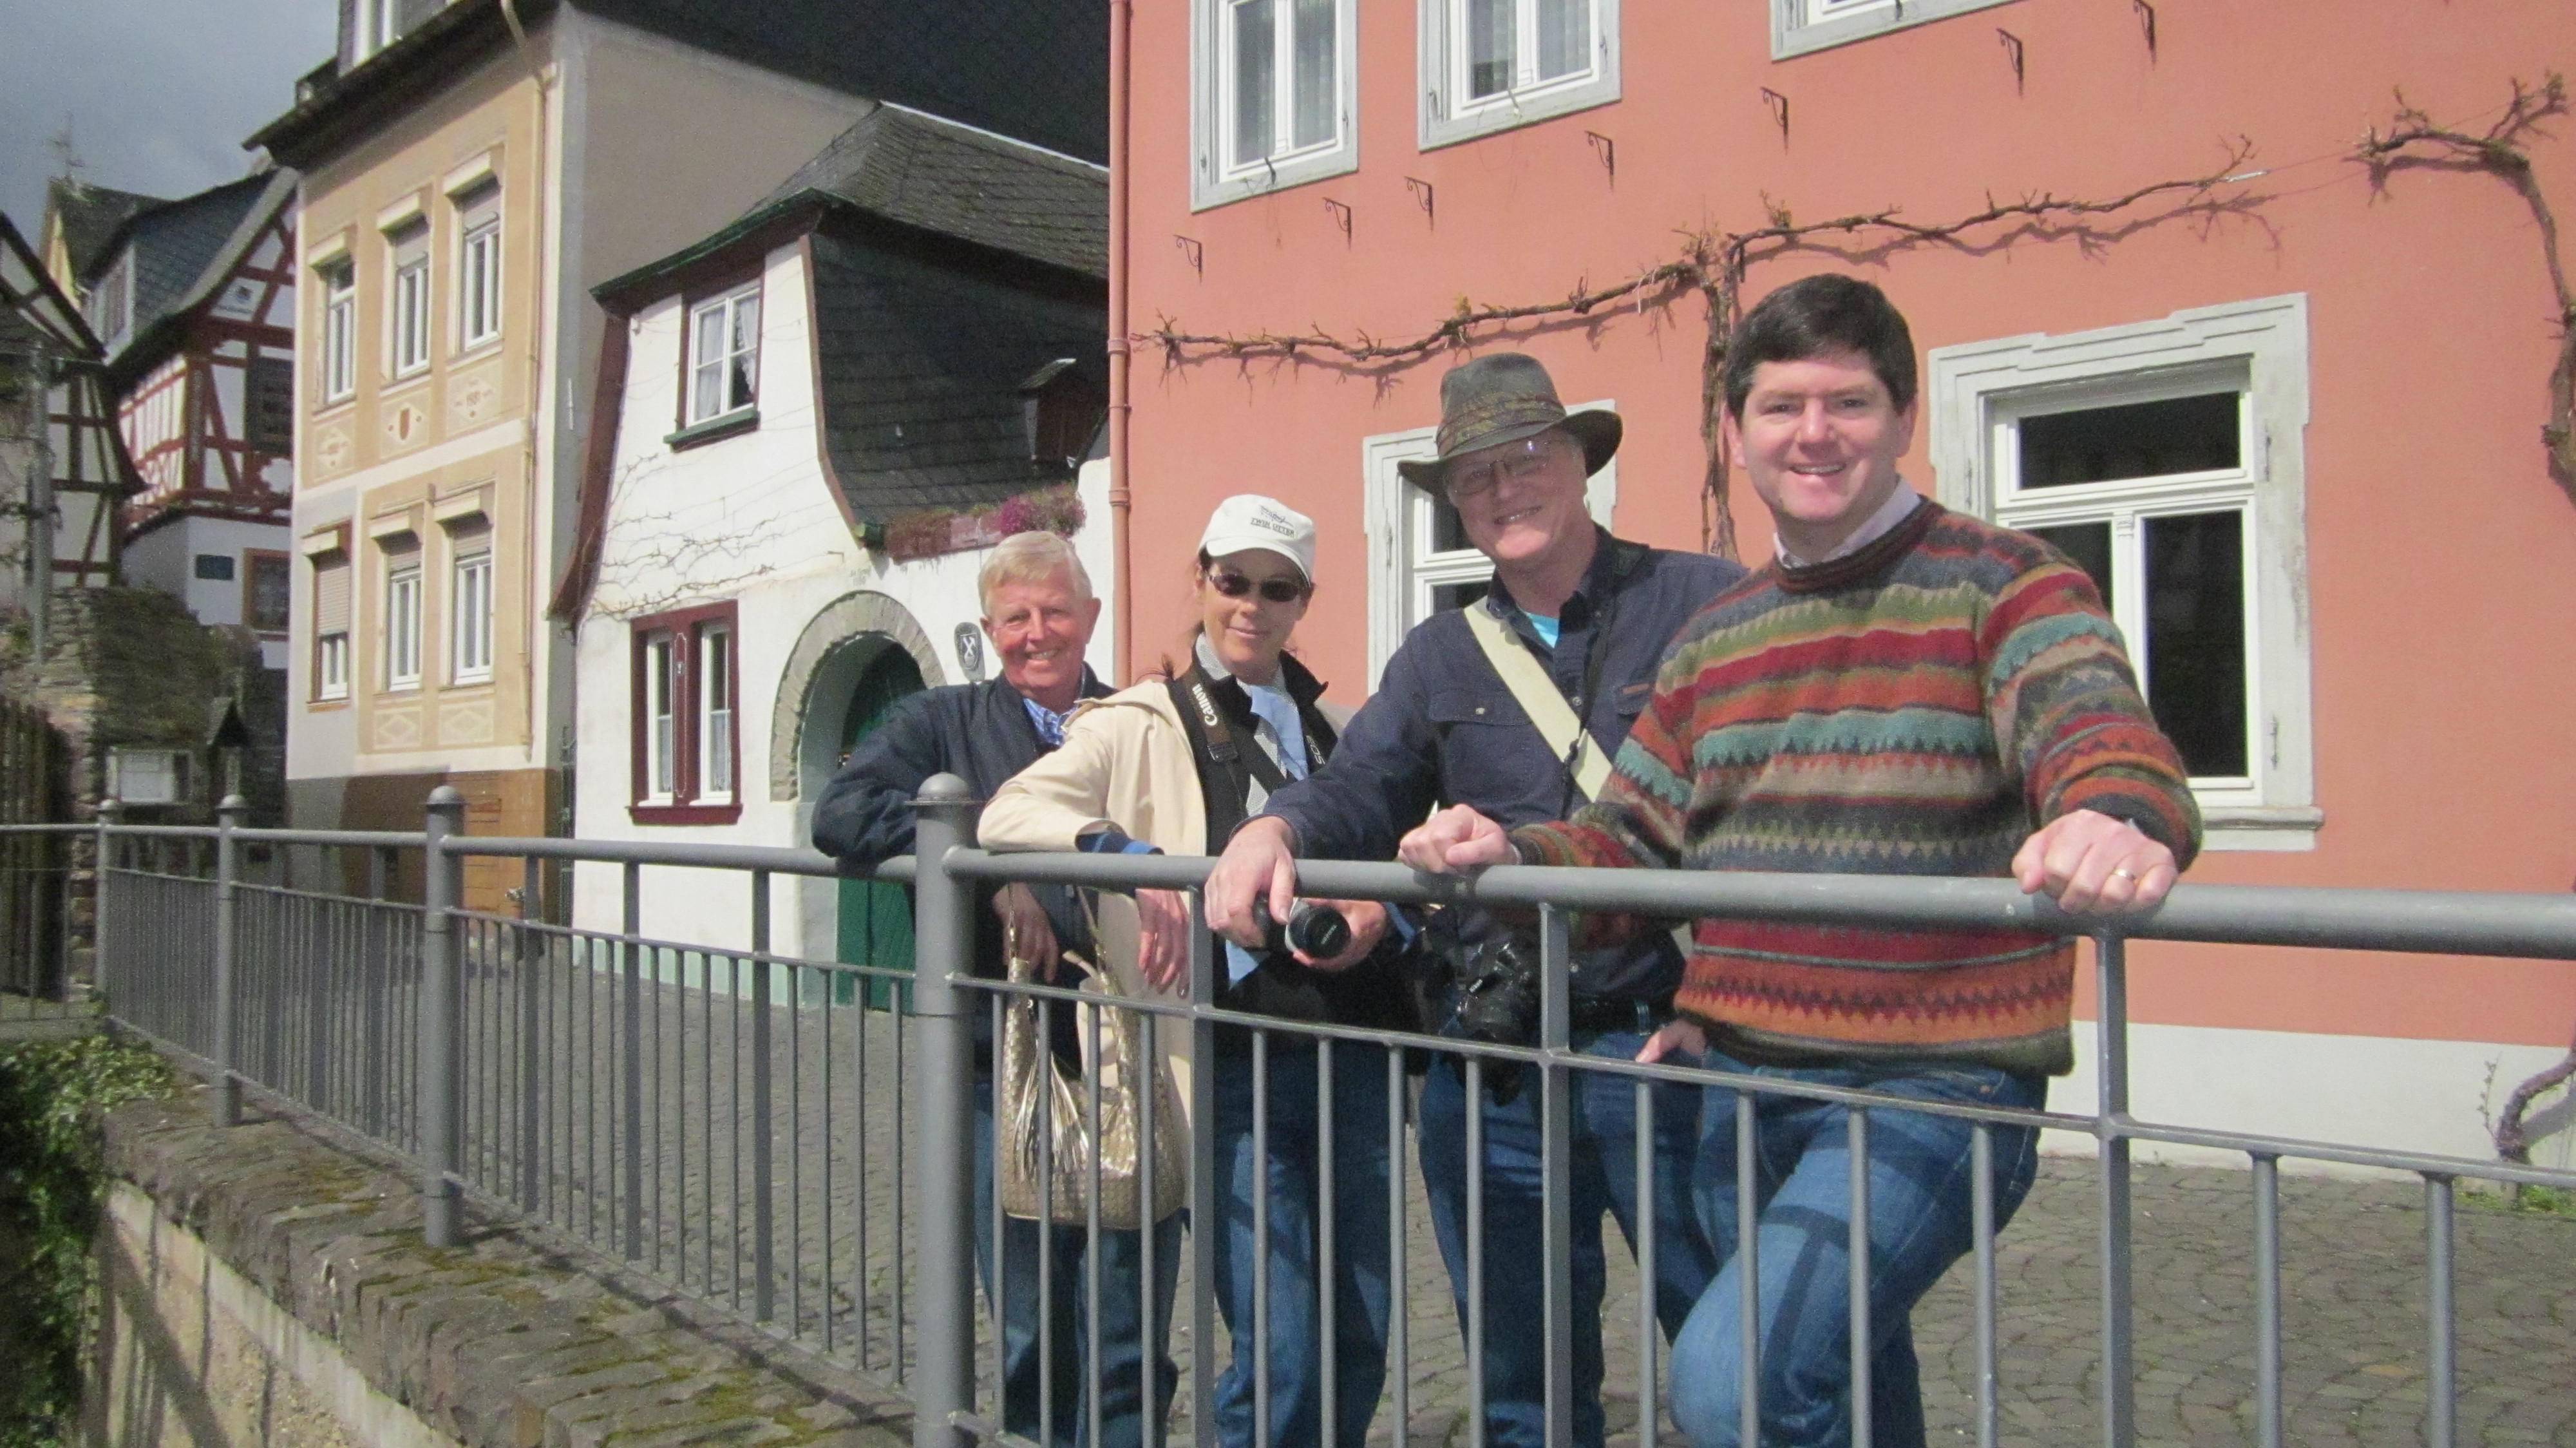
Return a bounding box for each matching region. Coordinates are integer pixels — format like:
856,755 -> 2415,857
1259,531 -> 1745,1000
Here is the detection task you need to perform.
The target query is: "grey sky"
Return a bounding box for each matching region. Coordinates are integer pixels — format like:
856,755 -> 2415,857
1,0 -> 337,256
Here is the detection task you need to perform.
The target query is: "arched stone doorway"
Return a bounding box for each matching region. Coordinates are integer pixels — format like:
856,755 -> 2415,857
772,592 -> 943,967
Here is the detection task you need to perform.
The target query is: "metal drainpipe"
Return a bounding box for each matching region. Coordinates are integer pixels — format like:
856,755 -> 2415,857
1106,0 -> 1134,683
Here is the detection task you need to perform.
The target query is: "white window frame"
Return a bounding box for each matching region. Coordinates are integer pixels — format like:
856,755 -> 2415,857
1773,0 -> 2021,59
317,633 -> 350,701
1419,0 -> 1618,150
697,622 -> 735,803
644,633 -> 679,803
389,247 -> 430,381
319,262 -> 356,403
456,206 -> 501,352
1360,402 -> 1620,687
685,284 -> 761,426
450,547 -> 493,684
1190,0 -> 1359,210
384,560 -> 423,691
1927,293 -> 2315,852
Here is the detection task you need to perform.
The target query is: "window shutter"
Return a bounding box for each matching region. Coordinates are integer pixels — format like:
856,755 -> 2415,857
316,560 -> 352,634
391,220 -> 429,268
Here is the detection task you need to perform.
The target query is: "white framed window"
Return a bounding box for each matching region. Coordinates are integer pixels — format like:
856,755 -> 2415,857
319,262 -> 356,403
685,285 -> 761,425
1927,293 -> 2315,851
108,748 -> 188,806
644,633 -> 678,801
314,556 -> 352,701
388,222 -> 431,377
1773,0 -> 2021,59
697,623 -> 734,801
1420,0 -> 1618,149
317,634 -> 350,701
1360,403 -> 1620,686
384,557 -> 423,691
455,182 -> 501,351
1191,0 -> 1357,209
450,546 -> 493,684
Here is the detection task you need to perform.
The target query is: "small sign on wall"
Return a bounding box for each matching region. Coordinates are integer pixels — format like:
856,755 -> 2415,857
954,623 -> 987,683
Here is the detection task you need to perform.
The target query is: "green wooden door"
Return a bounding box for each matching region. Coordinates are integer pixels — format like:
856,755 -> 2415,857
835,647 -> 925,1009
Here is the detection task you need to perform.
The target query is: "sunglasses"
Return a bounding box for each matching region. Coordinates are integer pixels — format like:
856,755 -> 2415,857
1206,567 -> 1310,604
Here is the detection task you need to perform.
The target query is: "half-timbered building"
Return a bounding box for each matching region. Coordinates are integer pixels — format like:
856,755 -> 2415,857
79,171 -> 300,665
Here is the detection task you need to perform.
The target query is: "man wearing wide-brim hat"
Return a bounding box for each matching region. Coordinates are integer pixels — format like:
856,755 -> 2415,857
1207,350 -> 1746,1448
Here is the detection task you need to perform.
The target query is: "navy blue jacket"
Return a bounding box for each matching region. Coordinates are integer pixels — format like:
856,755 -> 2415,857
811,671 -> 1111,978
1260,531 -> 1745,1000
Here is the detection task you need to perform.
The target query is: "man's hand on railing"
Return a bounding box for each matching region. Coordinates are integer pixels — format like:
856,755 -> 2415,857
1398,805 -> 1515,875
1207,817 -> 1302,949
992,883 -> 1061,979
2012,808 -> 2178,915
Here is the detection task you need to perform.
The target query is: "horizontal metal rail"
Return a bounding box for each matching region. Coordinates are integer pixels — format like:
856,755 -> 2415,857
24,786 -> 2576,1448
954,849 -> 2576,960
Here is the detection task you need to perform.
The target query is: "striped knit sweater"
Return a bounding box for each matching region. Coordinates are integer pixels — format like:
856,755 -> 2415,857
1510,500 -> 2200,1076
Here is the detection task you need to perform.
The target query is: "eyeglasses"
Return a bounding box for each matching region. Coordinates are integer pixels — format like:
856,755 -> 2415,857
1206,567 -> 1309,604
1444,433 -> 1565,501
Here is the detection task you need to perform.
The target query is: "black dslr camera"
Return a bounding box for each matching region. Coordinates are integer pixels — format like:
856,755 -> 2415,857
1250,898 -> 1353,961
1448,929 -> 1542,1104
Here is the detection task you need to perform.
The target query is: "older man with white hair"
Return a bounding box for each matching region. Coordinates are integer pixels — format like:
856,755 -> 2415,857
814,531 -> 1173,1448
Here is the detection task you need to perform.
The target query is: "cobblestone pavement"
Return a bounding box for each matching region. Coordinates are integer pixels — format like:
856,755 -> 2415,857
191,911 -> 2576,1448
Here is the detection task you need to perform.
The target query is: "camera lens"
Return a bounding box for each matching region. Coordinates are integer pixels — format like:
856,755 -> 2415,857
1286,902 -> 1352,960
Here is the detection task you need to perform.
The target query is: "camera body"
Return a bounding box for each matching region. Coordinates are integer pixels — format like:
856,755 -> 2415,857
1445,929 -> 1542,1103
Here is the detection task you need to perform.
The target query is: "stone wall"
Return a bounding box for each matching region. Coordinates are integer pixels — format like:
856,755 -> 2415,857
88,1089 -> 908,1448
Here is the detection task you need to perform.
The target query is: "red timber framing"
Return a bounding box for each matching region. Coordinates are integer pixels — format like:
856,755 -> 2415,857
118,205 -> 296,535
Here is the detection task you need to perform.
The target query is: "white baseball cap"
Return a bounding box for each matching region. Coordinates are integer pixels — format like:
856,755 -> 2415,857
1198,494 -> 1317,582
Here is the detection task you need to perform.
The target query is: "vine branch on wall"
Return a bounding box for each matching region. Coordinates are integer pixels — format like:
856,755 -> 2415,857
1148,142 -> 2259,558
2356,71 -> 2572,504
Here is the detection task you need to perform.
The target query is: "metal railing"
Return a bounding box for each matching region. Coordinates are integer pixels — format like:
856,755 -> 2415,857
34,779 -> 2576,1448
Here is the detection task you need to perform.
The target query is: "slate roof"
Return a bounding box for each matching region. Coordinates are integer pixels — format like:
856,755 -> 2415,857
45,179 -> 166,280
758,104 -> 1106,281
580,0 -> 1108,164
806,225 -> 1105,526
84,175 -> 274,370
100,171 -> 298,386
254,0 -> 1106,169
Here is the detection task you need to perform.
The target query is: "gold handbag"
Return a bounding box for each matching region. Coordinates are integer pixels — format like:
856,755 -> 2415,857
998,925 -> 1186,1228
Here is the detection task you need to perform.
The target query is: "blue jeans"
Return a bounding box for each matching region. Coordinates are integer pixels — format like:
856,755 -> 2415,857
1417,1029 -> 1718,1448
975,1075 -> 1186,1448
1210,1037 -> 1394,1448
1668,1054 -> 2045,1448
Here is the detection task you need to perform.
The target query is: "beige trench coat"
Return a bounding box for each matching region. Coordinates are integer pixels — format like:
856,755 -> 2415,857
979,672 -> 1355,1143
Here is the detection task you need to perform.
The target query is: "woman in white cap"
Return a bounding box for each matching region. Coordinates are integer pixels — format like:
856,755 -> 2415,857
982,494 -> 1410,1448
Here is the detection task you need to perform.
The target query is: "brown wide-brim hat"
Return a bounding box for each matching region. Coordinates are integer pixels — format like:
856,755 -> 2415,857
1395,352 -> 1624,488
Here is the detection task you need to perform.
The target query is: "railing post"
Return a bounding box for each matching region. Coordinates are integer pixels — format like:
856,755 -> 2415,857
421,785 -> 466,1248
95,799 -> 120,1009
2094,929 -> 2135,1448
1537,904 -> 1575,1448
211,794 -> 247,1126
908,774 -> 978,1448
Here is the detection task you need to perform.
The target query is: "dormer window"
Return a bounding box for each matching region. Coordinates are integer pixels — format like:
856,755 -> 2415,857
89,252 -> 133,350
354,0 -> 448,63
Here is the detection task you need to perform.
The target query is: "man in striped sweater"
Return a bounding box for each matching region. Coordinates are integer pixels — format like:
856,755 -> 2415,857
1399,274 -> 2201,1448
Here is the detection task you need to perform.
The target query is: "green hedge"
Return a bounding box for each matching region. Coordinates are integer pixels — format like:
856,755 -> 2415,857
0,1035 -> 178,1448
